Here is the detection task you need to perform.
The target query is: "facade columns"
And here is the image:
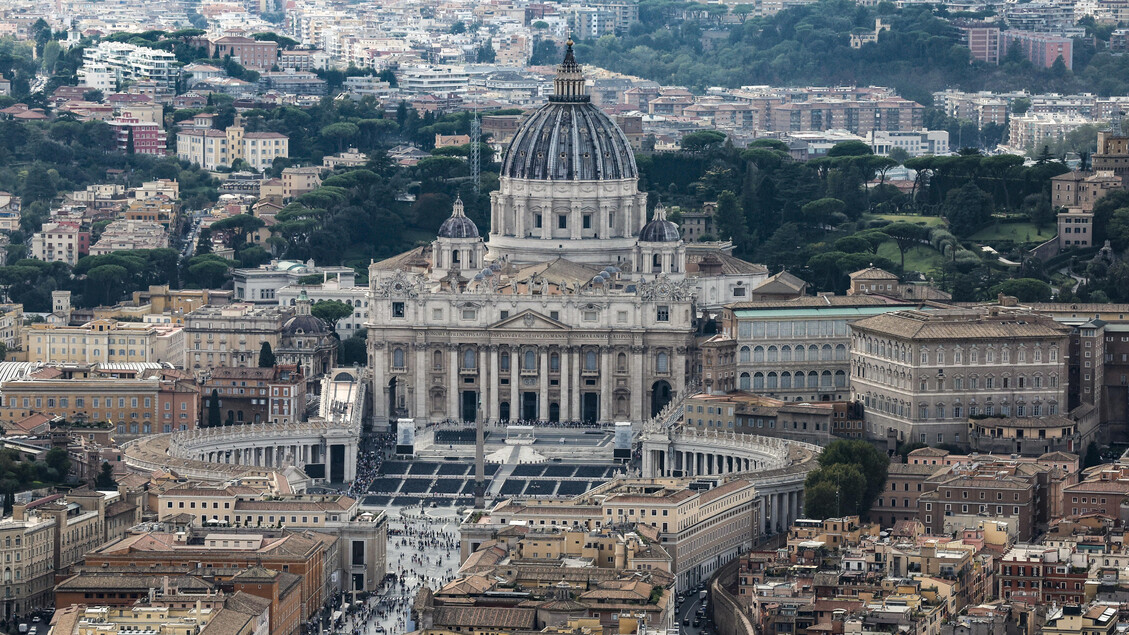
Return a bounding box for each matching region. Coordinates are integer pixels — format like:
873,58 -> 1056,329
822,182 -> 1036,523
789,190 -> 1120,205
599,347 -> 612,423
539,346 -> 549,421
372,343 -> 386,423
448,345 -> 459,420
631,346 -> 644,423
571,347 -> 581,421
489,346 -> 499,422
509,345 -> 519,422
414,345 -> 427,421
559,346 -> 570,421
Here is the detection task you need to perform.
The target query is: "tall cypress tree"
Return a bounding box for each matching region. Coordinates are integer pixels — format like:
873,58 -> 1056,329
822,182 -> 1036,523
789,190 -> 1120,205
207,389 -> 221,428
258,342 -> 276,367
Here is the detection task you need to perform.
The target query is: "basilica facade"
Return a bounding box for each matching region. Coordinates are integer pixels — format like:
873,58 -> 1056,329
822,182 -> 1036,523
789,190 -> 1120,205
366,43 -> 705,427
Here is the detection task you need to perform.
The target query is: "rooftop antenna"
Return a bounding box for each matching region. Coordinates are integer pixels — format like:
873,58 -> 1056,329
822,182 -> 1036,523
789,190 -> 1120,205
1114,111 -> 1125,137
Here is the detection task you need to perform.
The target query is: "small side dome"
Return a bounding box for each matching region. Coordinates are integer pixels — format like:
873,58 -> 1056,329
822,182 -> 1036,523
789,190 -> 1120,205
437,195 -> 479,239
639,203 -> 680,243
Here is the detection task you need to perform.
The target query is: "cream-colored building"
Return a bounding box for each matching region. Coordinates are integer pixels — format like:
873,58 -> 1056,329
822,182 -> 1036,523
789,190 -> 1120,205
156,485 -> 387,592
30,221 -> 86,266
184,301 -> 335,376
0,507 -> 55,621
465,478 -> 759,591
176,114 -> 289,172
25,319 -> 183,365
89,219 -> 169,255
281,166 -> 322,198
850,309 -> 1070,447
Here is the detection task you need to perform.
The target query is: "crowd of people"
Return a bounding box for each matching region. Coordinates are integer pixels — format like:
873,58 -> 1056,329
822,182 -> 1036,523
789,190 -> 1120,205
424,418 -> 614,430
323,516 -> 463,635
347,432 -> 395,500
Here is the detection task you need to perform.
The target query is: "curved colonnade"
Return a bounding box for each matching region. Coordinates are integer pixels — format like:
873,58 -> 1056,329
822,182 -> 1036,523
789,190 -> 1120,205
640,425 -> 822,535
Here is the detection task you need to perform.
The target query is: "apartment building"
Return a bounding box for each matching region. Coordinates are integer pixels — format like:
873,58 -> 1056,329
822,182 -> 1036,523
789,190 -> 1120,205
467,478 -> 760,591
176,114 -> 289,172
84,529 -> 336,621
0,503 -> 55,620
79,41 -> 179,92
24,319 -> 183,365
155,485 -> 387,592
108,112 -> 166,155
89,219 -> 168,255
281,166 -> 322,199
183,303 -> 335,375
208,36 -> 278,71
201,365 -> 306,425
1051,170 -> 1123,212
50,593 -> 270,635
30,221 -> 88,266
0,373 -> 200,435
849,309 -> 1070,447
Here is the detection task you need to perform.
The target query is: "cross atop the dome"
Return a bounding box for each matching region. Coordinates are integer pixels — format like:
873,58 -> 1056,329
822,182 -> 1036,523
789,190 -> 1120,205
551,38 -> 588,102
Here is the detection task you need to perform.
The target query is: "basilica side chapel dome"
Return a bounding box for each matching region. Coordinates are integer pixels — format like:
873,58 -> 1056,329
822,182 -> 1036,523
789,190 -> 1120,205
500,41 -> 637,181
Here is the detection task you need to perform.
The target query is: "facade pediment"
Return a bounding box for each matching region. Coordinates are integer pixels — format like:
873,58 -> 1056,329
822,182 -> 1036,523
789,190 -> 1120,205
488,310 -> 569,331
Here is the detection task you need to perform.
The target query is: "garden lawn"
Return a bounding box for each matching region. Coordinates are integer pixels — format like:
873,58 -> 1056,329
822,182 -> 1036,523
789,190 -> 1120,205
970,222 -> 1054,243
876,242 -> 945,274
865,214 -> 947,228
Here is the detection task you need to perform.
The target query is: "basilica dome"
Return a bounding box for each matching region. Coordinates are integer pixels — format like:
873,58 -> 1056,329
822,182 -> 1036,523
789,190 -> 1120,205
500,41 -> 637,182
437,196 -> 479,239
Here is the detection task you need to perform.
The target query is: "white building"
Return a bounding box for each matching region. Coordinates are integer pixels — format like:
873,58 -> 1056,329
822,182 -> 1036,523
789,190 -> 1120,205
233,259 -> 357,304
867,129 -> 950,157
79,41 -> 180,93
396,66 -> 471,95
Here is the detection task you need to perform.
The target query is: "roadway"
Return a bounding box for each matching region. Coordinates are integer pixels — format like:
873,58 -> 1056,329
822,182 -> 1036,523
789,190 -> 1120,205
675,591 -> 716,635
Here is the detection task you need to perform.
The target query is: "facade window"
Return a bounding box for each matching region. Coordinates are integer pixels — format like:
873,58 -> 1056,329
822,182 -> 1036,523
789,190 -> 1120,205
656,305 -> 670,322
657,352 -> 669,373
392,302 -> 405,318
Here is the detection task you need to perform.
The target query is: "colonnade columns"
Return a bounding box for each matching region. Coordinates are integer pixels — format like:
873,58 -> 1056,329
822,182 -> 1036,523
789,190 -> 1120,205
414,345 -> 426,421
599,347 -> 612,423
488,346 -> 499,422
509,345 -> 519,421
539,346 -> 550,421
559,346 -> 570,422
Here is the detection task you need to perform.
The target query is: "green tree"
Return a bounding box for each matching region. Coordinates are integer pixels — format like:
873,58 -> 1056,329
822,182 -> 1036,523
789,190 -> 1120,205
45,447 -> 70,480
817,439 -> 889,513
887,147 -> 910,164
827,140 -> 873,157
320,122 -> 360,152
95,461 -> 116,489
311,300 -> 354,337
681,130 -> 727,152
800,197 -> 846,228
1012,97 -> 1032,115
207,388 -> 221,427
713,190 -> 748,251
882,222 -> 930,271
258,341 -> 276,368
943,182 -> 993,237
990,278 -> 1053,302
337,333 -> 368,366
1083,441 -> 1103,469
804,463 -> 867,519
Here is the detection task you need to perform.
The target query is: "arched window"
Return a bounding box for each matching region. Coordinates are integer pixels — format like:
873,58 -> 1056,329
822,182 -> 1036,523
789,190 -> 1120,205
740,346 -> 750,363
739,373 -> 750,390
652,253 -> 662,271
781,372 -> 792,389
433,350 -> 443,370
500,352 -> 510,371
753,372 -> 765,390
585,350 -> 597,371
657,352 -> 669,373
551,352 -> 560,371
781,345 -> 792,362
617,352 -> 627,371
820,370 -> 832,387
835,344 -> 846,361
794,346 -> 805,362
808,372 -> 819,388
525,350 -> 537,370
808,344 -> 819,359
753,346 -> 765,363
767,346 -> 778,362
463,348 -> 476,370
821,344 -> 832,361
393,348 -> 405,368
834,370 -> 846,388
767,372 -> 778,389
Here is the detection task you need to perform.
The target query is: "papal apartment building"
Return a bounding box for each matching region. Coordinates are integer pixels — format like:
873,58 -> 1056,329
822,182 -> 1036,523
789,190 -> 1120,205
849,309 -> 1070,447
